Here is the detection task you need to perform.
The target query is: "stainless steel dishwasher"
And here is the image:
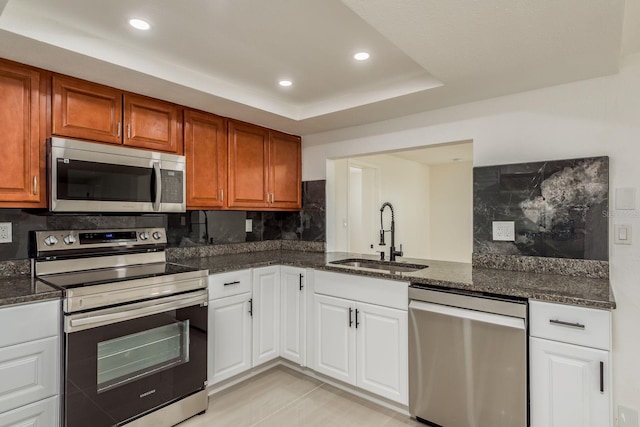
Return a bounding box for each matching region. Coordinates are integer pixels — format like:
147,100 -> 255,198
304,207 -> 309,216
408,285 -> 528,427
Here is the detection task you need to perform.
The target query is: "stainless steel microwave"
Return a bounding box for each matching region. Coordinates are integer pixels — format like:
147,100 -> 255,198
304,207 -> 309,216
48,138 -> 186,213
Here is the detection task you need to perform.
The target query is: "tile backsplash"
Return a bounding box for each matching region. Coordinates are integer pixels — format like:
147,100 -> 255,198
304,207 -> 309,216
473,157 -> 608,261
0,180 -> 326,261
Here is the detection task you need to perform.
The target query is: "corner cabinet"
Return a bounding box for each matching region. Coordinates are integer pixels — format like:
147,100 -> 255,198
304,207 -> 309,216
529,300 -> 612,427
184,110 -> 227,209
52,74 -> 182,153
0,60 -> 46,207
313,270 -> 409,405
227,120 -> 301,210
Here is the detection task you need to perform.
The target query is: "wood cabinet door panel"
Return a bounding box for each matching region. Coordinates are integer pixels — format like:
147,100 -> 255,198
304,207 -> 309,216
0,62 -> 42,205
184,110 -> 227,209
227,120 -> 269,208
269,131 -> 301,209
52,75 -> 122,144
124,94 -> 179,153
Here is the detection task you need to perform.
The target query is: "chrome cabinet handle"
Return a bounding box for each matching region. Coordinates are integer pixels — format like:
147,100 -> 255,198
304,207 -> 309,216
220,188 -> 224,202
117,122 -> 121,137
549,319 -> 585,329
33,176 -> 37,195
127,123 -> 131,139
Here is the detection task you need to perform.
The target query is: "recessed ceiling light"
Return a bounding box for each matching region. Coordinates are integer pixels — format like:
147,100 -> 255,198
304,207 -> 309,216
279,80 -> 293,87
354,52 -> 370,61
129,18 -> 151,30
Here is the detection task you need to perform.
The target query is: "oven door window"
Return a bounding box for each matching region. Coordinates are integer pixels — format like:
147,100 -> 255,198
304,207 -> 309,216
97,320 -> 190,393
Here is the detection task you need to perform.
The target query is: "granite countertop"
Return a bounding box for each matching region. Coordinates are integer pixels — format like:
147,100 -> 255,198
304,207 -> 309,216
177,250 -> 615,310
0,276 -> 62,307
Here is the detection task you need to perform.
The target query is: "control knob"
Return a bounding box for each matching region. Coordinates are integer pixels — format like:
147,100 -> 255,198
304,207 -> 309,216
152,231 -> 162,240
43,235 -> 58,246
139,232 -> 150,241
63,234 -> 77,245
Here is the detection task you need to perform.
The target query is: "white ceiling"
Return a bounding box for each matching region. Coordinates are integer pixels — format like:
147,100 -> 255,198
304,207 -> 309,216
0,0 -> 636,135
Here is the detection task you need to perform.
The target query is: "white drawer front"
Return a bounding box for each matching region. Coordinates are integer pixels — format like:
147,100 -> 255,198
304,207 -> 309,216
208,269 -> 252,300
0,395 -> 58,427
314,270 -> 408,310
530,300 -> 611,350
0,301 -> 60,347
0,336 -> 59,414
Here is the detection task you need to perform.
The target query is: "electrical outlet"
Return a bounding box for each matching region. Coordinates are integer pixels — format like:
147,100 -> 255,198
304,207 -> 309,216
0,222 -> 12,243
492,221 -> 515,241
619,406 -> 639,427
245,219 -> 253,233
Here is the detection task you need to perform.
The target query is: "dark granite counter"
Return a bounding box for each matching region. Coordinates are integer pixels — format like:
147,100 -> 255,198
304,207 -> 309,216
175,250 -> 615,310
0,276 -> 62,307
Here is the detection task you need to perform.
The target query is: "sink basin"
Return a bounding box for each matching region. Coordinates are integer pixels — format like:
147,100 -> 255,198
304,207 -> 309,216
329,258 -> 428,274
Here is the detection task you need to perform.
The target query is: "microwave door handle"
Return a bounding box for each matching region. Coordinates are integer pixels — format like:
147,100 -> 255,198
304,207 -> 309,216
153,162 -> 162,211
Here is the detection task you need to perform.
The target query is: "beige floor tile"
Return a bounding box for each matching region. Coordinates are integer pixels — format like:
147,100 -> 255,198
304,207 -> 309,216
178,366 -> 420,427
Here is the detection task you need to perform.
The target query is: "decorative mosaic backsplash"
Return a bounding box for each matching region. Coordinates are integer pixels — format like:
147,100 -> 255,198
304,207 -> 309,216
473,157 -> 608,261
0,180 -> 326,261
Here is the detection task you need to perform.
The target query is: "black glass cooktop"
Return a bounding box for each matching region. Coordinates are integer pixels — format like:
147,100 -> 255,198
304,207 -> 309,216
38,262 -> 202,290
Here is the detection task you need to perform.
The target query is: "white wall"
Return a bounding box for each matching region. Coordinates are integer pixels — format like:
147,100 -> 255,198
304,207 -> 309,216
429,161 -> 473,262
329,153 -> 430,258
303,53 -> 640,419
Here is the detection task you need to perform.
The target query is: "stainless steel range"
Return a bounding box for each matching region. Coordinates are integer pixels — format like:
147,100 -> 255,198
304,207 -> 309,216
33,227 -> 209,427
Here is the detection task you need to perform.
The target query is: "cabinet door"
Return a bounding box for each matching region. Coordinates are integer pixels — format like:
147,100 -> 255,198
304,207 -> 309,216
0,395 -> 58,427
227,120 -> 269,209
184,110 -> 227,209
356,302 -> 408,404
269,131 -> 301,210
314,294 -> 356,385
52,74 -> 122,144
280,267 -> 306,365
0,61 -> 44,206
252,266 -> 281,366
123,93 -> 180,153
208,293 -> 252,385
530,337 -> 611,427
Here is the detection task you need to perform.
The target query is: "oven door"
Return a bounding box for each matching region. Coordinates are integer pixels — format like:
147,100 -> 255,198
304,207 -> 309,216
63,291 -> 207,427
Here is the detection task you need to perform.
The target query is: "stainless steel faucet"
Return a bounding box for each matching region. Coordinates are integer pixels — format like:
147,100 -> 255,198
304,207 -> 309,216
379,202 -> 403,261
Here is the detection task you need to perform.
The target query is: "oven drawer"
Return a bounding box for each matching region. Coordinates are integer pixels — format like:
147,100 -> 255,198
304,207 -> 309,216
0,336 -> 59,414
208,269 -> 252,300
529,300 -> 611,350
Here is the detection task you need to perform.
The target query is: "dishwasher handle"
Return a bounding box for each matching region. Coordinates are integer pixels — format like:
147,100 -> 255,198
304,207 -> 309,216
409,300 -> 525,330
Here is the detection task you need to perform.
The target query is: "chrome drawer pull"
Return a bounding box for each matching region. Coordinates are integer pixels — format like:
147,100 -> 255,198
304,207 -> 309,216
549,319 -> 585,329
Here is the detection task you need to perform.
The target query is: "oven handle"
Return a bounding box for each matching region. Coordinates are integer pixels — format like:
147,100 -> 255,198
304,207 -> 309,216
65,290 -> 208,333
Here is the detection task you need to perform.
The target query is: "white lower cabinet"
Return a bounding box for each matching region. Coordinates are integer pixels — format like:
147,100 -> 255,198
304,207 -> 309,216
0,300 -> 60,426
530,337 -> 610,427
208,293 -> 252,385
252,266 -> 281,366
529,300 -> 612,427
314,294 -> 408,404
280,266 -> 307,366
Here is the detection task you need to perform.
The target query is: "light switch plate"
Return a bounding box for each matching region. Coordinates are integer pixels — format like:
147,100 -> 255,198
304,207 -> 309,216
619,405 -> 639,427
0,222 -> 11,243
245,219 -> 252,233
492,221 -> 515,241
615,224 -> 632,245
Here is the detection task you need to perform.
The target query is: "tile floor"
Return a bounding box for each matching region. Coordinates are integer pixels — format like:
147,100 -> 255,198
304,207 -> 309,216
178,366 -> 421,427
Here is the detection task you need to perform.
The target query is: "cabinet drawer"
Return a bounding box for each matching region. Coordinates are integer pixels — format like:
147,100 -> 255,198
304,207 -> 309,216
0,300 -> 60,347
208,269 -> 252,300
0,337 -> 59,414
530,301 -> 611,350
0,395 -> 58,427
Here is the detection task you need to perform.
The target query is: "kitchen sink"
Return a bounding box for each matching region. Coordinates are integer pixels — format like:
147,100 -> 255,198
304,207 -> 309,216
329,258 -> 428,273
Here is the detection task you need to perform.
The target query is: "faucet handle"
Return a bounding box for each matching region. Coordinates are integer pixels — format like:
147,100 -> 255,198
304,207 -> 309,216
398,244 -> 404,256
379,251 -> 385,261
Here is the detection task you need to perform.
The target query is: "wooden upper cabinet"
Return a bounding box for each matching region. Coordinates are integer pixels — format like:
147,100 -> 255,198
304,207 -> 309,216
227,120 -> 302,211
184,109 -> 227,209
52,75 -> 181,153
52,75 -> 122,144
227,120 -> 270,209
124,94 -> 181,154
0,60 -> 45,207
269,131 -> 301,210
